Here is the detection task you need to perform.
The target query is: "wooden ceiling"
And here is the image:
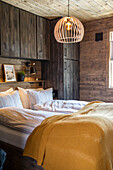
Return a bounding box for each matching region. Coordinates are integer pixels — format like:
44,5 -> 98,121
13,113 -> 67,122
2,0 -> 113,22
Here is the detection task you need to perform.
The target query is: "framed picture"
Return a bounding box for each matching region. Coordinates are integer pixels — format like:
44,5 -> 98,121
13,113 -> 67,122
3,64 -> 16,82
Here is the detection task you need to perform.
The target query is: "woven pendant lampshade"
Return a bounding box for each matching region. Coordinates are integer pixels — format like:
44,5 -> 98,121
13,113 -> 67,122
54,1 -> 84,43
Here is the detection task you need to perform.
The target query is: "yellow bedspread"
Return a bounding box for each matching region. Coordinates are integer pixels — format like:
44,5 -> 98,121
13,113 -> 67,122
23,101 -> 113,170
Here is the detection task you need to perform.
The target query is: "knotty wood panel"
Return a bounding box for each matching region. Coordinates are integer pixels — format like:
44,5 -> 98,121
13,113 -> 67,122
37,16 -> 50,60
80,16 -> 113,102
20,10 -> 36,59
1,2 -> 20,57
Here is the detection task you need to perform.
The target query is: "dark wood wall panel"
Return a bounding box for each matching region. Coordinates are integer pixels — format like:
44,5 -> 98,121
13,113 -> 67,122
64,59 -> 79,99
42,19 -> 64,99
1,2 -> 10,56
1,2 -> 20,57
0,2 -> 50,60
42,18 -> 80,99
9,5 -> 20,57
20,10 -> 36,59
63,44 -> 79,60
80,16 -> 113,102
37,17 -> 50,60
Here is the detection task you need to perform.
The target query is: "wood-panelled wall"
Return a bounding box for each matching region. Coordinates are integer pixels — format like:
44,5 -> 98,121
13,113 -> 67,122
0,57 -> 41,82
80,16 -> 113,102
0,2 -> 20,57
42,19 -> 80,99
0,1 -> 50,60
42,19 -> 64,99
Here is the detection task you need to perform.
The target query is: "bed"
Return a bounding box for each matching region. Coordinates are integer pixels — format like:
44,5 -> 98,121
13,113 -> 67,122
0,87 -> 88,169
24,101 -> 113,170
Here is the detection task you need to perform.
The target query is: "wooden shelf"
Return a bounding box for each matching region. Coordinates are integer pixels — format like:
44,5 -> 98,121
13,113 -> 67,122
0,80 -> 45,84
0,80 -> 46,91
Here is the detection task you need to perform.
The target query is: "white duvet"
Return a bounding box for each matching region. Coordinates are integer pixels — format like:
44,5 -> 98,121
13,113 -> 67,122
0,107 -> 64,134
33,100 -> 88,113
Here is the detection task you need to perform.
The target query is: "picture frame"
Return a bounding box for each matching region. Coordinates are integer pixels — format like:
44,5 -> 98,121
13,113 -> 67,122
3,64 -> 17,82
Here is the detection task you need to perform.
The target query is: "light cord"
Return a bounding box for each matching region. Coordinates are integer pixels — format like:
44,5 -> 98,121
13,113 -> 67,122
68,0 -> 69,17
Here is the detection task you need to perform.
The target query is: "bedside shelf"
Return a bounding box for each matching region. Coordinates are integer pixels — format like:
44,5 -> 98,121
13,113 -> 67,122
0,80 -> 46,91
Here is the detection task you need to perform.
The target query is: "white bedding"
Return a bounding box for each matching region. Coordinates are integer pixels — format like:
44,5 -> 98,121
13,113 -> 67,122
33,100 -> 88,113
0,107 -> 64,148
0,100 -> 88,149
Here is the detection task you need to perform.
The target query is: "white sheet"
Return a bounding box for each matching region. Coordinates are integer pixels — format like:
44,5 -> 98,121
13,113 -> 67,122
33,100 -> 88,113
0,108 -> 64,149
0,100 -> 88,149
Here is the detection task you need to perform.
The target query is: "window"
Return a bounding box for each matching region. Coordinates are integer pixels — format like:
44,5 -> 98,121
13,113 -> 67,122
109,31 -> 113,88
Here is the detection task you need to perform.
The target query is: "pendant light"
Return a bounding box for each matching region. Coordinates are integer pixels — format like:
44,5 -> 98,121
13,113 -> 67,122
54,0 -> 84,43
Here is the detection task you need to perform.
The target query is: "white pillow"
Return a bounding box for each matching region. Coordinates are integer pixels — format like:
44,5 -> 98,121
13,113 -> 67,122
18,87 -> 44,109
0,88 -> 13,94
0,90 -> 23,108
27,88 -> 53,109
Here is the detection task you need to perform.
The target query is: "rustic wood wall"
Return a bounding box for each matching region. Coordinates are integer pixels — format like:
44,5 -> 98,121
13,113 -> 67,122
42,19 -> 64,99
42,18 -> 80,99
20,10 -> 36,59
0,1 -> 50,60
80,16 -> 113,102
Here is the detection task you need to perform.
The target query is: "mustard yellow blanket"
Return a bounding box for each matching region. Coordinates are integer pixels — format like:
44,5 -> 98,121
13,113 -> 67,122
23,101 -> 113,170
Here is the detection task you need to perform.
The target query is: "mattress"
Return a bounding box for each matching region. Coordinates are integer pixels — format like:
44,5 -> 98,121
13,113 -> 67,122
0,124 -> 29,149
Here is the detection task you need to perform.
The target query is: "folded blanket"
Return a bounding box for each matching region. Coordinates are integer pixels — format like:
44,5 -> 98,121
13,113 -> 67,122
23,101 -> 113,170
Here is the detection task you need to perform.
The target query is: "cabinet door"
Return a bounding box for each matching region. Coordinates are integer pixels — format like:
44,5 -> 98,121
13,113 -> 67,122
63,43 -> 79,60
1,2 -> 20,57
64,59 -> 79,100
37,17 -> 50,60
20,10 -> 36,59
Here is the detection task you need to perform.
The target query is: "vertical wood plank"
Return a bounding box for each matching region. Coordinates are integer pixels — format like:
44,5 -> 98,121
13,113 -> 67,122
20,10 -> 36,59
64,59 -> 79,99
1,2 -> 10,56
1,2 -> 20,57
9,5 -> 20,57
37,16 -> 50,60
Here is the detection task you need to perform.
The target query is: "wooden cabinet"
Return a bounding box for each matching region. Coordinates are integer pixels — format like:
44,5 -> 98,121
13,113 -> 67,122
0,2 -> 20,57
20,10 -> 36,59
37,17 -> 50,60
42,18 -> 80,100
0,2 -> 50,60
